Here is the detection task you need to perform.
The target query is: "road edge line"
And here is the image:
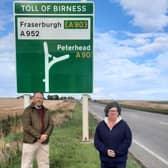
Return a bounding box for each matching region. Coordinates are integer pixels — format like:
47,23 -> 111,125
133,139 -> 168,166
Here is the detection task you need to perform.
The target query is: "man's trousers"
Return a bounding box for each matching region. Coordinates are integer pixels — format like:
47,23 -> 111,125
21,142 -> 49,168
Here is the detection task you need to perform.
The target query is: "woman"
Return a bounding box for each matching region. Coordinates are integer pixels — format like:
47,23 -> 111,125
94,101 -> 132,168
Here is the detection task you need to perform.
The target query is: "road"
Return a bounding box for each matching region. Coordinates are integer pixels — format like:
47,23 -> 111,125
89,101 -> 168,168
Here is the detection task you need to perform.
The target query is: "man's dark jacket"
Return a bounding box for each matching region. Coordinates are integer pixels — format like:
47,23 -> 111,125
22,104 -> 53,144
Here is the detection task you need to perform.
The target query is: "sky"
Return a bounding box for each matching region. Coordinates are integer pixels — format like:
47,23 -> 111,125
0,0 -> 168,100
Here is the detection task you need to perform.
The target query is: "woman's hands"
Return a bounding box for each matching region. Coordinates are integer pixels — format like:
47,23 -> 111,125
107,149 -> 116,157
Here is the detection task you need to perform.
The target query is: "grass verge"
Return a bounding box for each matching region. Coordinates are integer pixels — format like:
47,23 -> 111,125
49,102 -> 144,168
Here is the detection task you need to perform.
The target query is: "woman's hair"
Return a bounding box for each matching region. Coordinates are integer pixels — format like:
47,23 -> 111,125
104,101 -> 121,117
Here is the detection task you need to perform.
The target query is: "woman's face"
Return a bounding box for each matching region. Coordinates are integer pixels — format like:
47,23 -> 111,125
107,107 -> 119,121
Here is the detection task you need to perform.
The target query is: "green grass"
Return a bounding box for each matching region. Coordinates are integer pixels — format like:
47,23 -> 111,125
49,102 -> 143,168
0,102 -> 144,168
49,103 -> 99,168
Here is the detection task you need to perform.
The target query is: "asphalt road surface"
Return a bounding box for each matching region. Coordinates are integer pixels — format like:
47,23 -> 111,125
89,101 -> 168,168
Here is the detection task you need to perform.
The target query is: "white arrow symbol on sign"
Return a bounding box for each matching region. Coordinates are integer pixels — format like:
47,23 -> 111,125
43,41 -> 70,92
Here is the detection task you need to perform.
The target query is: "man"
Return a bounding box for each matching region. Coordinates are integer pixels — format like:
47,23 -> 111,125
21,92 -> 53,168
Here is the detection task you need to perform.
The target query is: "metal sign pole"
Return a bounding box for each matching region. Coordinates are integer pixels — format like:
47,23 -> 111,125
82,94 -> 89,141
24,94 -> 30,109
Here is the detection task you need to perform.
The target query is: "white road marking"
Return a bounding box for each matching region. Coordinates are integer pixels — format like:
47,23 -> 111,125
159,121 -> 168,126
133,139 -> 168,166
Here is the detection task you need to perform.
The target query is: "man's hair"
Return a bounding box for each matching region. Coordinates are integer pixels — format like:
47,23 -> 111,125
33,92 -> 44,98
104,101 -> 121,117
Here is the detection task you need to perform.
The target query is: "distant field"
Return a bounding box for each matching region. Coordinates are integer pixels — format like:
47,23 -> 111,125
0,98 -> 75,119
95,100 -> 168,114
148,101 -> 168,104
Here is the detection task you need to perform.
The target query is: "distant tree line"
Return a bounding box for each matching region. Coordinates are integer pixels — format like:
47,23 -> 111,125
17,95 -> 75,100
47,95 -> 75,100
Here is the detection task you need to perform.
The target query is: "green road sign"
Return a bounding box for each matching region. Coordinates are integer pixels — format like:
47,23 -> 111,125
14,1 -> 94,93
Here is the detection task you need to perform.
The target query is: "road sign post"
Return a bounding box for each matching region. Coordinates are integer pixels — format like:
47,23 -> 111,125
24,94 -> 30,109
82,94 -> 89,141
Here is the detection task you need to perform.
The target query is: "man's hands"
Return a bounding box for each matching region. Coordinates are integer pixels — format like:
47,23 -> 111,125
107,149 -> 116,157
38,134 -> 48,143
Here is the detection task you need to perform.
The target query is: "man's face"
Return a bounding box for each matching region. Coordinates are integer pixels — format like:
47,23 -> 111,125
32,93 -> 43,106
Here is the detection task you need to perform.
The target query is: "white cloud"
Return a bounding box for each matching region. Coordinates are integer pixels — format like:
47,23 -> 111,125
114,0 -> 168,31
0,33 -> 14,50
0,13 -> 12,31
95,31 -> 139,60
137,34 -> 168,54
0,19 -> 6,31
95,31 -> 168,61
92,87 -> 107,99
92,31 -> 168,99
0,33 -> 16,97
104,58 -> 159,80
0,33 -> 15,73
156,52 -> 168,70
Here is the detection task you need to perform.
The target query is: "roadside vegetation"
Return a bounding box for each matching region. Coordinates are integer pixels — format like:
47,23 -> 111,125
0,99 -> 144,168
120,103 -> 168,115
0,99 -> 75,168
49,102 -> 144,168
